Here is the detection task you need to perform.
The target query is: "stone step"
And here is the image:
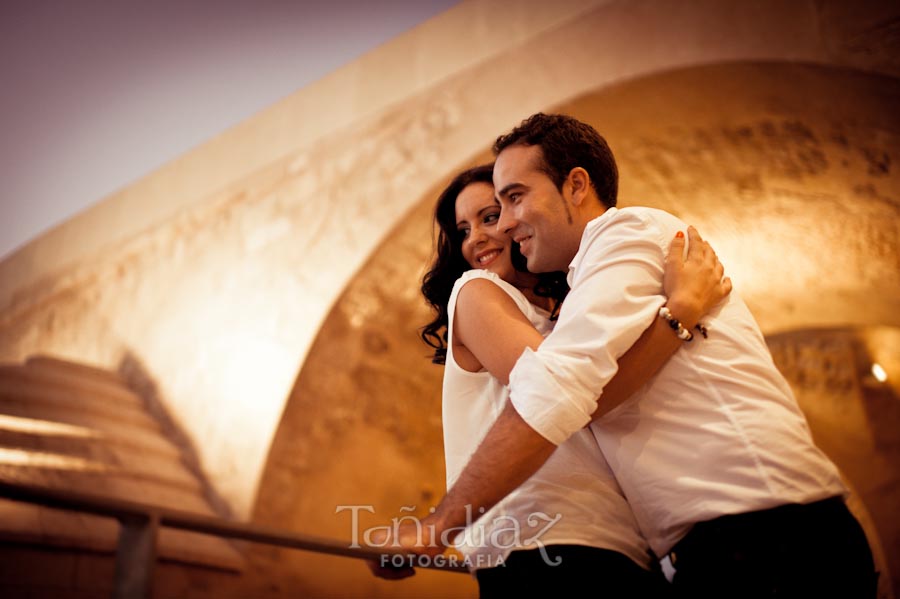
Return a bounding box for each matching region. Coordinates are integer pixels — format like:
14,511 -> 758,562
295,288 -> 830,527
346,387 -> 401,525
0,403 -> 179,459
0,430 -> 200,491
0,364 -> 143,410
0,381 -> 160,431
25,355 -> 127,386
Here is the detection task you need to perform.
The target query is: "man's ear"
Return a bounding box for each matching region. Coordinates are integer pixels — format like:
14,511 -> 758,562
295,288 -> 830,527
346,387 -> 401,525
566,167 -> 590,206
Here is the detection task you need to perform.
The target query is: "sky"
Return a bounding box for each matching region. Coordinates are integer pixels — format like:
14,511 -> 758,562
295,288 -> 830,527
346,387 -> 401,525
0,0 -> 458,260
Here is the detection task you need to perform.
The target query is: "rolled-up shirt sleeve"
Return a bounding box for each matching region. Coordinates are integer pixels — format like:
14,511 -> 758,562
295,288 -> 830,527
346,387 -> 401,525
509,209 -> 671,445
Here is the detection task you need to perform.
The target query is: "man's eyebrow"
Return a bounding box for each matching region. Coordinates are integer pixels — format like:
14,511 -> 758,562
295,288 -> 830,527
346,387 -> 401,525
496,183 -> 523,198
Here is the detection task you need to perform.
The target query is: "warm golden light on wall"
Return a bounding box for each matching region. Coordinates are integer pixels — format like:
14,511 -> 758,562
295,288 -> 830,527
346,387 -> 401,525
872,363 -> 888,383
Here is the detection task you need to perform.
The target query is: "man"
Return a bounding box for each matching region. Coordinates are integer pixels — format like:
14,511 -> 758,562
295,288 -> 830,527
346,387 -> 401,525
391,113 -> 876,598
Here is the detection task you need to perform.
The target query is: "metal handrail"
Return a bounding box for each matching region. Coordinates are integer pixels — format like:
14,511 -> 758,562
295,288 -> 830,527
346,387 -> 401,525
0,479 -> 466,598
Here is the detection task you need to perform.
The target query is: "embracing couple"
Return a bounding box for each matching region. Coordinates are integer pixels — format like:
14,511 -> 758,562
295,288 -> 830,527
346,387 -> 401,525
371,113 -> 876,598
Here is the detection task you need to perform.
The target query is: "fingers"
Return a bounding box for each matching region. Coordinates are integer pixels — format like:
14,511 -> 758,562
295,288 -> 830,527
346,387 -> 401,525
667,230 -> 686,265
685,226 -> 711,263
687,225 -> 704,245
721,276 -> 733,296
714,258 -> 725,281
672,226 -> 711,264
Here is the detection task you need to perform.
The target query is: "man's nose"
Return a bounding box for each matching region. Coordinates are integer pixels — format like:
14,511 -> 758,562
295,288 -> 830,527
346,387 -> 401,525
497,208 -> 516,236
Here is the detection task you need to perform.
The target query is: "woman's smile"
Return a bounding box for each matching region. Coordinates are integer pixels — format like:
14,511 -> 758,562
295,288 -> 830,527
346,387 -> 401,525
476,248 -> 502,267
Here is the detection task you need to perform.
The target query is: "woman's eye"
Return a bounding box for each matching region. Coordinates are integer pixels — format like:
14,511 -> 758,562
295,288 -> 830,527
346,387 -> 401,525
484,213 -> 499,224
458,227 -> 470,238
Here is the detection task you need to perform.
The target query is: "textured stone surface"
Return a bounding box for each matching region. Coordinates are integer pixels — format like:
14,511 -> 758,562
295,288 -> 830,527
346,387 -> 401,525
565,63 -> 900,334
0,357 -> 244,573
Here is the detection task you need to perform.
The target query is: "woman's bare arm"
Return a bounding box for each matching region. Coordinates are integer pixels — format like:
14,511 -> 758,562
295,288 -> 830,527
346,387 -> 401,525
455,227 -> 731,414
453,278 -> 546,385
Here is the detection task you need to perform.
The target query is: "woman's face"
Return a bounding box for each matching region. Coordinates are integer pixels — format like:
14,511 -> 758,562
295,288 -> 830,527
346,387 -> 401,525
455,182 -> 518,283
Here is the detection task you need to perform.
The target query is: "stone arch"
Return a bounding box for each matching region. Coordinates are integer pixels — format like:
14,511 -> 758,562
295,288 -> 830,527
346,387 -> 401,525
254,60 -> 899,595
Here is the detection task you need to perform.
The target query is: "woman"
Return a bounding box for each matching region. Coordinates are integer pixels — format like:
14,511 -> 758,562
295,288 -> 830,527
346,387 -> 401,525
420,164 -> 729,596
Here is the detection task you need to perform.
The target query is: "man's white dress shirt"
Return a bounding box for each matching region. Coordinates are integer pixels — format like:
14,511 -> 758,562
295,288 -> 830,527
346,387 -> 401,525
509,207 -> 846,556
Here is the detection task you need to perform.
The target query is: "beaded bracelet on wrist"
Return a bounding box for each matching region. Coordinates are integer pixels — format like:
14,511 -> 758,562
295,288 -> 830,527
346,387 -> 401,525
658,306 -> 694,342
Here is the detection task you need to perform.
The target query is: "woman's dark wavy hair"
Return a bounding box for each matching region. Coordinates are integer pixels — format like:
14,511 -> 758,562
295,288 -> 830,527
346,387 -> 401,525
420,164 -> 569,365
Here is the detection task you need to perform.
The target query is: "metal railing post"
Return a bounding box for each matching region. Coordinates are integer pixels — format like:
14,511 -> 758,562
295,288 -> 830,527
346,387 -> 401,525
113,512 -> 159,599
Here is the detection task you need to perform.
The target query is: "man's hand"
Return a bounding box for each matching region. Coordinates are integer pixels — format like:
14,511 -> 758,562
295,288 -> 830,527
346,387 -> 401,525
367,556 -> 416,581
365,514 -> 447,580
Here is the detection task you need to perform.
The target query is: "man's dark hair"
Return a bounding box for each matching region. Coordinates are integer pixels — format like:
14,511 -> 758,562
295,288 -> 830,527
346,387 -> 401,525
493,113 -> 618,208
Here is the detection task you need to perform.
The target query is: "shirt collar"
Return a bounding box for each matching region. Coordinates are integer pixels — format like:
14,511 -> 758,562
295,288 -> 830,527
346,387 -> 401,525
566,207 -> 619,286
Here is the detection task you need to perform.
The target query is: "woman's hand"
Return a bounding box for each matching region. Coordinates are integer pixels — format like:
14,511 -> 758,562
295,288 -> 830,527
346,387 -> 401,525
663,226 -> 732,328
